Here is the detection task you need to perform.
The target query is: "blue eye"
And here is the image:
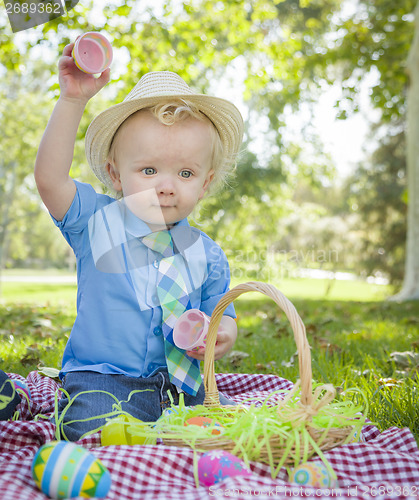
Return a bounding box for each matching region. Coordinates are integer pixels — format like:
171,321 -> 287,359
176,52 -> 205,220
180,170 -> 193,178
142,167 -> 156,175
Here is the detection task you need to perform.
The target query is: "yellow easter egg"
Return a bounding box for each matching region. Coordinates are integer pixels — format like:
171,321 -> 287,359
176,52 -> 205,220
290,462 -> 338,489
101,415 -> 156,446
31,441 -> 111,499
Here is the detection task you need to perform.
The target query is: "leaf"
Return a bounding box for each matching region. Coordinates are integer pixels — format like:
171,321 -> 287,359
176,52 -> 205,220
21,346 -> 41,366
317,338 -> 341,354
402,316 -> 419,325
389,351 -> 419,368
32,318 -> 54,329
306,323 -> 318,334
377,377 -> 403,390
281,351 -> 298,368
37,366 -> 61,381
255,361 -> 277,371
226,350 -> 249,367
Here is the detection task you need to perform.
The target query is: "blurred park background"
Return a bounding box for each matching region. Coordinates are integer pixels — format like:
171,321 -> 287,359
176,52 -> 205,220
1,0 -> 419,439
0,0 -> 417,301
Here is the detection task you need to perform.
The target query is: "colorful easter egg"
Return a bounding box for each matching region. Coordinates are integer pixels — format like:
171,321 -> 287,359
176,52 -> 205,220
185,416 -> 223,435
72,32 -> 113,74
101,415 -> 156,446
157,405 -> 195,426
198,450 -> 252,486
162,406 -> 181,418
289,462 -> 339,489
350,429 -> 365,443
13,379 -> 31,400
161,405 -> 193,418
32,441 -> 111,499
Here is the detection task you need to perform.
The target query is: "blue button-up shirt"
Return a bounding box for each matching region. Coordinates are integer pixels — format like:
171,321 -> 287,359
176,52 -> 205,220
52,181 -> 235,380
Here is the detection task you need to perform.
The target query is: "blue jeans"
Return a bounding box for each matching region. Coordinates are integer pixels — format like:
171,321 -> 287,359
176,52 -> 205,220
57,370 -> 235,441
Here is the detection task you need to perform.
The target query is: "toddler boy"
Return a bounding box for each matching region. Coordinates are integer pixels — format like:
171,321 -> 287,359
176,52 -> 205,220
34,40 -> 244,441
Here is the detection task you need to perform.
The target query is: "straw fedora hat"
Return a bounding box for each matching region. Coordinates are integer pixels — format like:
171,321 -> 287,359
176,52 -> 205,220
85,71 -> 244,189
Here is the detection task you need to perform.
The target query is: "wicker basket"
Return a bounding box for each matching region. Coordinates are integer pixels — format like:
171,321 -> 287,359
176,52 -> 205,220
162,281 -> 354,466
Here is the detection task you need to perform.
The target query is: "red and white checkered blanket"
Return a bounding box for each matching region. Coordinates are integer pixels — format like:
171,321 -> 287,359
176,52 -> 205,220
1,371 -> 418,499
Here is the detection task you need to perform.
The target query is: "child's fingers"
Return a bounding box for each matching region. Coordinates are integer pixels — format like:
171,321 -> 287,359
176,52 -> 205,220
58,55 -> 76,74
59,43 -> 76,71
186,348 -> 205,360
215,331 -> 228,344
97,67 -> 111,87
62,42 -> 75,57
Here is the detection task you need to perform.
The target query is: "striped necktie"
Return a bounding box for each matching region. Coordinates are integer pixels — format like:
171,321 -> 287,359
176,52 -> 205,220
142,230 -> 202,396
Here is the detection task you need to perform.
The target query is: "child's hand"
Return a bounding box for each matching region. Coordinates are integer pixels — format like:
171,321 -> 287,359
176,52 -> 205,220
58,42 -> 110,103
186,316 -> 237,361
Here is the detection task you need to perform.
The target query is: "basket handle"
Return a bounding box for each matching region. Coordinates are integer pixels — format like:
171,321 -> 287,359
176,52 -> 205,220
203,281 -> 313,407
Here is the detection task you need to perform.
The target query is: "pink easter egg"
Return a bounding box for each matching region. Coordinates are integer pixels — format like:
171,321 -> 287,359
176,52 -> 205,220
198,450 -> 252,486
13,379 -> 31,400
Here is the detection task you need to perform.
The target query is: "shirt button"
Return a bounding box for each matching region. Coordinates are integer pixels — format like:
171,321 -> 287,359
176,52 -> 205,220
153,326 -> 162,336
153,259 -> 159,269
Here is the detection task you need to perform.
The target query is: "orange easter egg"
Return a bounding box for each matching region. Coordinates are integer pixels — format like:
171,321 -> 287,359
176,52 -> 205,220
185,416 -> 223,435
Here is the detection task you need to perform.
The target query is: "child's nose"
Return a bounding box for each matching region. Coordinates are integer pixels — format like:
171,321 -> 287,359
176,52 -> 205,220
157,176 -> 175,196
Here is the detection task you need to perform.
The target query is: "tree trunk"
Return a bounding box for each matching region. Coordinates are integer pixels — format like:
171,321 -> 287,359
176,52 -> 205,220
0,160 -> 18,274
391,1 -> 419,301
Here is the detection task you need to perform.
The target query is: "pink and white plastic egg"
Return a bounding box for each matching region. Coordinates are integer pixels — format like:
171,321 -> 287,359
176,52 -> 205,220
198,450 -> 252,486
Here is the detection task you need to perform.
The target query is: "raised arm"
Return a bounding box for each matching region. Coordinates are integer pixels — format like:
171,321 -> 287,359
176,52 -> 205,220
34,42 -> 110,221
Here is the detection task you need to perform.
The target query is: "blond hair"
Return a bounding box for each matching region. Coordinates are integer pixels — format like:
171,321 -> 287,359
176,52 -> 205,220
107,99 -> 236,196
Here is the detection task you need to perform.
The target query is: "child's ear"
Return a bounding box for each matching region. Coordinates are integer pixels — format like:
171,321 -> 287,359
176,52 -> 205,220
106,162 -> 122,191
199,169 -> 215,199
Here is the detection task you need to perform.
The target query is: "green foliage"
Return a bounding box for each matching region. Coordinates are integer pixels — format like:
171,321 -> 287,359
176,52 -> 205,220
0,65 -> 50,265
343,126 -> 407,284
0,0 -> 417,287
326,0 -> 416,122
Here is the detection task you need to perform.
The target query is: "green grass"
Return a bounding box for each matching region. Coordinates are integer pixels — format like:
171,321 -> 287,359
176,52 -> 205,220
1,277 -> 418,442
0,282 -> 77,309
1,268 -> 75,277
231,276 -> 392,302
0,275 -> 390,311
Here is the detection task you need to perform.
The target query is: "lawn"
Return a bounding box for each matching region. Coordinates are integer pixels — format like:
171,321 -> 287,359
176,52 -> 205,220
1,276 -> 418,442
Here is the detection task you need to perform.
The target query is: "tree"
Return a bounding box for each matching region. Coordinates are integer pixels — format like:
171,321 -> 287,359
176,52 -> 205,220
393,1 -> 419,299
328,0 -> 418,299
344,127 -> 407,285
0,67 -> 52,270
3,0 -> 415,286
5,0 -> 341,270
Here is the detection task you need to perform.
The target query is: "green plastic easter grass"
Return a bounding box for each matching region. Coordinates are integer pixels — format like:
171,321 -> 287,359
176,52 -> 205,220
122,381 -> 368,479
45,387 -> 155,441
34,374 -> 368,480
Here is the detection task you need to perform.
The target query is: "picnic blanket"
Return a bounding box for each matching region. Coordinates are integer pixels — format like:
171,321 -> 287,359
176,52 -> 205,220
0,371 -> 418,500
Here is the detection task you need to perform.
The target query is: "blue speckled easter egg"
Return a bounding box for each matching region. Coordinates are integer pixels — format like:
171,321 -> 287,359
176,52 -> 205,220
198,450 -> 252,486
351,429 -> 365,443
31,441 -> 111,499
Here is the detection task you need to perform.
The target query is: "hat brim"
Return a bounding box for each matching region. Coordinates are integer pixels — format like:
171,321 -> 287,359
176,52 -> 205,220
85,94 -> 244,189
